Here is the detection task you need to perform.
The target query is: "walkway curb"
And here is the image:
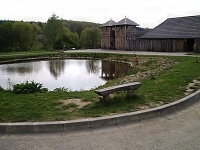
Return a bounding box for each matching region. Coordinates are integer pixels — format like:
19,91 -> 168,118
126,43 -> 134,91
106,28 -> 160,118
0,90 -> 200,134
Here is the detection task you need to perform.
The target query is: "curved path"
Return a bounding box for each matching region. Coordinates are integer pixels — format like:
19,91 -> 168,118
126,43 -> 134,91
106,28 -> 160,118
1,98 -> 200,149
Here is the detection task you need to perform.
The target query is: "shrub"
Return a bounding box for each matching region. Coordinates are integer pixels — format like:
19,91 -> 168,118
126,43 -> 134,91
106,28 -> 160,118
53,87 -> 69,92
13,81 -> 44,94
0,86 -> 4,92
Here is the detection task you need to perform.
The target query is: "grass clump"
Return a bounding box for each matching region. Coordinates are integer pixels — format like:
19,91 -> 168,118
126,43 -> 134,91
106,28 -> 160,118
13,81 -> 47,94
62,103 -> 78,110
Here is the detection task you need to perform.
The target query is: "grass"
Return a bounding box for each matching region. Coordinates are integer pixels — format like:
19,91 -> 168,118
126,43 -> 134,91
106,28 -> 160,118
0,51 -> 57,62
0,51 -> 199,122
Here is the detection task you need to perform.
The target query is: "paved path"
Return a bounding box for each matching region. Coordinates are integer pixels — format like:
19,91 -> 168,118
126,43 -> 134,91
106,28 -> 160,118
67,49 -> 190,57
1,99 -> 200,150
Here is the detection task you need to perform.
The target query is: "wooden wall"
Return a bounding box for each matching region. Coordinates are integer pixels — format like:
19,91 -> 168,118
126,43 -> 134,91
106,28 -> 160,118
129,39 -> 174,51
125,26 -> 136,50
127,39 -> 188,52
196,38 -> 200,52
101,27 -> 116,49
175,40 -> 184,52
101,27 -> 111,49
101,27 -> 198,52
115,26 -> 125,50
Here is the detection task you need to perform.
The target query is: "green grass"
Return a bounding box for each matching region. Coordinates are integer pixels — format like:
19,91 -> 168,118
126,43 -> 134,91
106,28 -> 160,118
0,52 -> 57,61
0,52 -> 199,122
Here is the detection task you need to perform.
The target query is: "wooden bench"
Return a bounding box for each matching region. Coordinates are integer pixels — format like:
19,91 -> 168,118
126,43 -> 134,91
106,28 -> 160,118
95,82 -> 142,102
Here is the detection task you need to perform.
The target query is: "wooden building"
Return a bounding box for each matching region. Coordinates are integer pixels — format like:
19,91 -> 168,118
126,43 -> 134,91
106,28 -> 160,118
100,17 -> 139,50
139,15 -> 200,52
100,19 -> 116,49
100,15 -> 200,52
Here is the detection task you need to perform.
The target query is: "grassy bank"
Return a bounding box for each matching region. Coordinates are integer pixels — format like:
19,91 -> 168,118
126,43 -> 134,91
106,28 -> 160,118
0,51 -> 57,62
0,52 -> 199,122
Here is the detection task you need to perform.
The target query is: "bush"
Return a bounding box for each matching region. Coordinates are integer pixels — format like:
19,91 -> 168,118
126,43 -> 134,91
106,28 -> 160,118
13,81 -> 44,94
0,86 -> 4,92
53,87 -> 69,92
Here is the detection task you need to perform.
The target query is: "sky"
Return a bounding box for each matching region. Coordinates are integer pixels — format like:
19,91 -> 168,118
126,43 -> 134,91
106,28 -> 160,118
0,0 -> 200,28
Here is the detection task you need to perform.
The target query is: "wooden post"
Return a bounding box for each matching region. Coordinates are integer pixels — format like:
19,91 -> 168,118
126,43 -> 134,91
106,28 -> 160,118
125,25 -> 126,50
101,28 -> 103,49
103,95 -> 110,102
173,40 -> 176,52
115,27 -> 116,49
127,90 -> 134,97
108,28 -> 109,49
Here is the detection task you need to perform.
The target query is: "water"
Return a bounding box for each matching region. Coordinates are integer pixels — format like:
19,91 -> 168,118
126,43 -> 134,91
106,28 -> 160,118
0,59 -> 131,91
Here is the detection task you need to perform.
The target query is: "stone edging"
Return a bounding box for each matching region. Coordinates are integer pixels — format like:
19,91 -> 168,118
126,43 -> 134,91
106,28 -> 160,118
0,90 -> 200,134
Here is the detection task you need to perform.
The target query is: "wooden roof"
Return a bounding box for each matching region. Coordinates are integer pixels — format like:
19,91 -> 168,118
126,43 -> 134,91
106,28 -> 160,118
116,17 -> 139,26
99,19 -> 116,27
100,17 -> 139,27
141,15 -> 200,39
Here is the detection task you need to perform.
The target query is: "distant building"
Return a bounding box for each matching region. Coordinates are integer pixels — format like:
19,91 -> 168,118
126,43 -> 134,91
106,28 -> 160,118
100,17 -> 139,50
100,15 -> 200,52
140,15 -> 200,52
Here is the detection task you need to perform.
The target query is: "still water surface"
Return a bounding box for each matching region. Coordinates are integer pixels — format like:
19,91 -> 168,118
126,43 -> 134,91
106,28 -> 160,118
0,59 -> 131,91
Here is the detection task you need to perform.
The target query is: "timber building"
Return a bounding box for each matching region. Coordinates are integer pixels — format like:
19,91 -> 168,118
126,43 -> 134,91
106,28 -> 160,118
100,17 -> 139,50
100,15 -> 200,52
140,15 -> 200,52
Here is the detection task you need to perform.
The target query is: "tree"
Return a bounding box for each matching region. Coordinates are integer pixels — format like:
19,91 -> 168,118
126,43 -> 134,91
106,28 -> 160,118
64,20 -> 100,36
44,13 -> 64,49
0,21 -> 41,51
70,32 -> 80,48
0,22 -> 15,51
80,27 -> 101,49
12,22 -> 34,51
30,23 -> 42,49
55,27 -> 80,49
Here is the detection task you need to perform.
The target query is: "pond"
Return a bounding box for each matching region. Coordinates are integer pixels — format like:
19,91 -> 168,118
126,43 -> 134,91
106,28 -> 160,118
0,59 -> 131,91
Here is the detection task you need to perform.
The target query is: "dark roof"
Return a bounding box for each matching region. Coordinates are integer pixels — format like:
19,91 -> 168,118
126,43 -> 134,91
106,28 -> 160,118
99,19 -> 116,27
100,17 -> 139,27
116,17 -> 139,26
141,15 -> 200,39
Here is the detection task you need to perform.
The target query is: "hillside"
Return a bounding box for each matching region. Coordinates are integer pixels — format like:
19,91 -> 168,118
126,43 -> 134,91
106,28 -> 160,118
0,19 -> 150,37
64,20 -> 150,37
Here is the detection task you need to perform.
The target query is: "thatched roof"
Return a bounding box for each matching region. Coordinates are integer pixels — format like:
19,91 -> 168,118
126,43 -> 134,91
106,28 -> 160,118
99,19 -> 116,27
116,17 -> 139,26
141,15 -> 200,39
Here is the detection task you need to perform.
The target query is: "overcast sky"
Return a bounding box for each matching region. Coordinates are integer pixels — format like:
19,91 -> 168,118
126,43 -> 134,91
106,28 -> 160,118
0,0 -> 200,28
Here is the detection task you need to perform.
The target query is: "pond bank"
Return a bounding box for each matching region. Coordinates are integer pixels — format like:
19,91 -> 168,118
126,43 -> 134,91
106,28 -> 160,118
0,51 -> 199,123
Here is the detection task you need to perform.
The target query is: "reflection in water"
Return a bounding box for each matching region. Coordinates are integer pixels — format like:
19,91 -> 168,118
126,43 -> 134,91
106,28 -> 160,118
0,59 -> 131,91
49,60 -> 65,79
86,60 -> 100,74
0,62 -> 41,75
101,60 -> 131,80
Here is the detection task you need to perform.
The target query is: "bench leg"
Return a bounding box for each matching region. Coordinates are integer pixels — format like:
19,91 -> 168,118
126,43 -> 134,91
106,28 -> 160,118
127,90 -> 134,97
103,95 -> 110,102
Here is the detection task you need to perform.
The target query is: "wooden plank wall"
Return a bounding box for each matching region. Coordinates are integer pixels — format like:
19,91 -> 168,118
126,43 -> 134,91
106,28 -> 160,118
101,27 -> 110,49
127,39 -> 174,52
100,27 -> 195,52
115,27 -> 125,50
196,38 -> 200,52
